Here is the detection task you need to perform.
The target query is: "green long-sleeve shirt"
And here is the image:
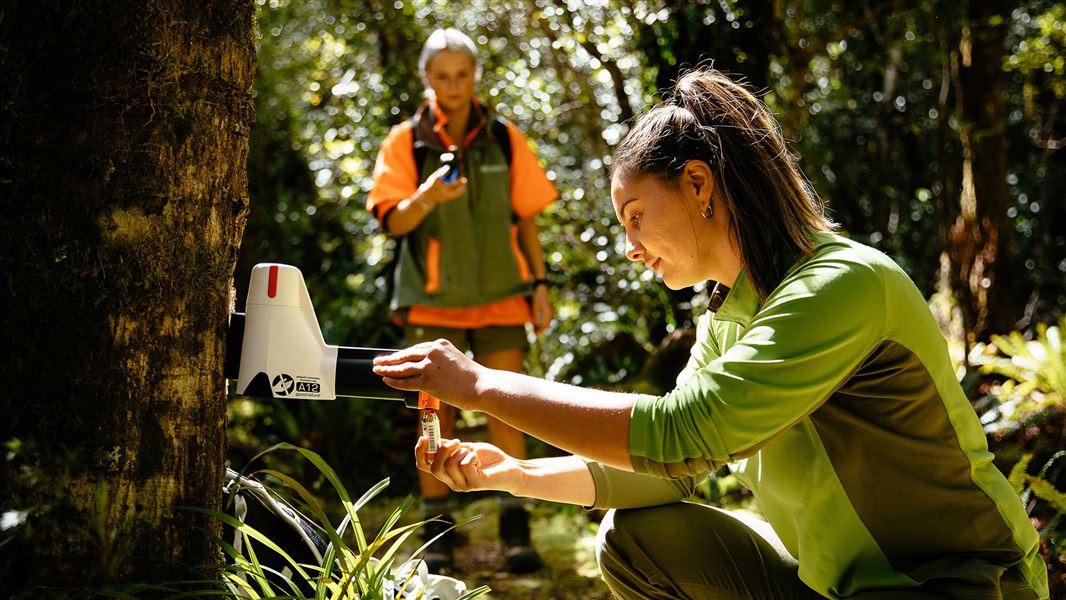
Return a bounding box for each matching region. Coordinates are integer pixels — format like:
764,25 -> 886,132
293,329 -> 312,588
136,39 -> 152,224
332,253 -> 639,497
589,232 -> 1047,599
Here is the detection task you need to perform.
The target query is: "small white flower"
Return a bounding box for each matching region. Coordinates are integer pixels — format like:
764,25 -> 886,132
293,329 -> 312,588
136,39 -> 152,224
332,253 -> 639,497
1,510 -> 27,531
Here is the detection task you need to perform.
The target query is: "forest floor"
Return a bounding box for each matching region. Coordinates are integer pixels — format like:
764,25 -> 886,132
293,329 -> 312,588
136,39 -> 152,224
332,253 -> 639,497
363,494 -> 614,599
450,496 -> 612,599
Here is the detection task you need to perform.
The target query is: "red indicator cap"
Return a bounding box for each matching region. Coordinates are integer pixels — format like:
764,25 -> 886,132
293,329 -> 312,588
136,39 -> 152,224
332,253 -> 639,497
267,265 -> 278,298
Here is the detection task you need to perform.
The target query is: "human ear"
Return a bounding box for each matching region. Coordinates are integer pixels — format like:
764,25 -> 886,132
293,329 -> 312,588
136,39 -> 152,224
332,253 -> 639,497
683,160 -> 714,199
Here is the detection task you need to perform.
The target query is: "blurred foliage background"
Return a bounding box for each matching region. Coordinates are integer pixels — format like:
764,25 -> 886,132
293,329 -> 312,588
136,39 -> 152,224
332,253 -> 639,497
229,0 -> 1065,589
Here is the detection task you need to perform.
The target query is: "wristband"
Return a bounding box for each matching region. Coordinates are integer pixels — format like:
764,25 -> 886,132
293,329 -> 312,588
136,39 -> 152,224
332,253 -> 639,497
531,278 -> 551,289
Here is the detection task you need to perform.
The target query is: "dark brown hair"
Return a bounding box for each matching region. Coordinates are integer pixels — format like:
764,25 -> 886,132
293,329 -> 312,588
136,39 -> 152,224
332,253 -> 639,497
612,68 -> 834,301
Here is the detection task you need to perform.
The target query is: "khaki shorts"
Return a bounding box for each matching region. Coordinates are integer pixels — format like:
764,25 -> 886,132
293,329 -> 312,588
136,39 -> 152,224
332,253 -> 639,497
404,324 -> 528,357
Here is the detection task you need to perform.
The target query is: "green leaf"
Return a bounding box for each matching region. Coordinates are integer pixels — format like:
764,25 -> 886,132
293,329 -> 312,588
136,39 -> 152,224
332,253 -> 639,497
185,506 -> 315,585
457,585 -> 493,599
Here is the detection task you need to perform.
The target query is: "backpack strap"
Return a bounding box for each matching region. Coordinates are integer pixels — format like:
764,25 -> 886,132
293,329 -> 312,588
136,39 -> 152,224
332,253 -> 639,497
488,117 -> 520,223
410,115 -> 430,177
489,116 -> 513,167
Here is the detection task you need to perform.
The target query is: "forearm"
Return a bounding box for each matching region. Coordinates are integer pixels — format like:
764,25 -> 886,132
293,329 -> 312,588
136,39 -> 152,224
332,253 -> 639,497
516,217 -> 546,279
384,193 -> 433,236
510,455 -> 596,505
476,370 -> 636,471
375,342 -> 637,471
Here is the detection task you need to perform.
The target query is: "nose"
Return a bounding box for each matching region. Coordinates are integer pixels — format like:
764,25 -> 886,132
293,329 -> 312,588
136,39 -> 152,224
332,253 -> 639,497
625,234 -> 643,262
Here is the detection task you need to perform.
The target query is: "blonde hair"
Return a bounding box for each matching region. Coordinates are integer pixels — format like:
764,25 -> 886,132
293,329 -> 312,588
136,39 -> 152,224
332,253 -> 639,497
612,68 -> 834,301
418,28 -> 479,76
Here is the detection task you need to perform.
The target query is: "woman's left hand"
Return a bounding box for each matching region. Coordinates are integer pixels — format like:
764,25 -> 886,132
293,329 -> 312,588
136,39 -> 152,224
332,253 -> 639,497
416,437 -> 521,494
531,285 -> 553,334
372,339 -> 484,410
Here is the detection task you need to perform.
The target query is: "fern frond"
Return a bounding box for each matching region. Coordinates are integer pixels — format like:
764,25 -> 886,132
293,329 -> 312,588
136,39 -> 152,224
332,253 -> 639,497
1008,454 -> 1033,496
1026,476 -> 1066,514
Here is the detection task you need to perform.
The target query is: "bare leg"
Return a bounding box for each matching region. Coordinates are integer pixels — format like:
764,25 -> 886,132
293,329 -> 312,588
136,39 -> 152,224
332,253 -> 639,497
474,346 -> 542,572
474,347 -> 528,459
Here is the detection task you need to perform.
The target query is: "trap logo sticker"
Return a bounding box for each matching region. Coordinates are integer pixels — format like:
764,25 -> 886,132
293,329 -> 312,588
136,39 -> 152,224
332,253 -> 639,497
293,376 -> 322,397
271,373 -> 295,396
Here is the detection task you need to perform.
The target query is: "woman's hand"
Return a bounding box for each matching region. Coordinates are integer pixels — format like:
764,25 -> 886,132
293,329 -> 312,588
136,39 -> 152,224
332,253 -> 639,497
373,339 -> 485,410
416,165 -> 466,210
386,165 -> 467,236
416,438 -> 522,494
531,285 -> 552,334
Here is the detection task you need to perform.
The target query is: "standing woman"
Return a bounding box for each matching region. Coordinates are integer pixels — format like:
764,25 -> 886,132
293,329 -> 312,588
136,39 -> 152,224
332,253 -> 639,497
374,68 -> 1049,599
367,28 -> 556,573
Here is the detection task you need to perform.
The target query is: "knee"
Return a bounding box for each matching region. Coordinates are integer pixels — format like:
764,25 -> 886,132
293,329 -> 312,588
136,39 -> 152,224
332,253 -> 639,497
595,508 -> 650,575
596,509 -> 629,554
596,507 -> 683,598
594,508 -> 619,566
595,509 -> 629,589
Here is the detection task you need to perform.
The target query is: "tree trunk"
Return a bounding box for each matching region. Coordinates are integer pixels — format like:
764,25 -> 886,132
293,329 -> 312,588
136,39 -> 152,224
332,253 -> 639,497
0,0 -> 254,591
951,0 -> 1016,343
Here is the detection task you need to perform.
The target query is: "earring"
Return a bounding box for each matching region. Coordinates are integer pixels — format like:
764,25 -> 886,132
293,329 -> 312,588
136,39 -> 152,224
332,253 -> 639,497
701,203 -> 714,219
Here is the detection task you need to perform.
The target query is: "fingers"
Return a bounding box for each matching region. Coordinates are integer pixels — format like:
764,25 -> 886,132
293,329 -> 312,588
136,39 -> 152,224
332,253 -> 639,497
420,166 -> 467,204
374,359 -> 428,389
374,339 -> 479,408
372,341 -> 447,383
457,448 -> 486,490
373,342 -> 435,367
415,438 -> 485,493
414,436 -> 431,469
429,165 -> 466,189
415,437 -> 456,472
428,165 -> 451,182
373,338 -> 456,366
419,166 -> 451,194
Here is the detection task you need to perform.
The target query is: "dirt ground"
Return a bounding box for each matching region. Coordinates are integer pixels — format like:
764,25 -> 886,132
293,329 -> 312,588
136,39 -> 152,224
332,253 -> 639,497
364,493 -> 613,599
439,496 -> 613,599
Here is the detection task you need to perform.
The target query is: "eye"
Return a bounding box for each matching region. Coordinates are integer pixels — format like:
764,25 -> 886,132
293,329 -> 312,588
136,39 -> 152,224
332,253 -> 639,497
628,211 -> 641,226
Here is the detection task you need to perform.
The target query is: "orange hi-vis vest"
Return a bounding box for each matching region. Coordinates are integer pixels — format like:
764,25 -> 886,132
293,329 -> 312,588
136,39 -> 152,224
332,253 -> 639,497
368,100 -> 557,327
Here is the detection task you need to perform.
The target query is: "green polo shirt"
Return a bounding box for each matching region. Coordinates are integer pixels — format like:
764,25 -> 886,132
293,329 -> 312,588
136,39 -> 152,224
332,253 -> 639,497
593,232 -> 1047,599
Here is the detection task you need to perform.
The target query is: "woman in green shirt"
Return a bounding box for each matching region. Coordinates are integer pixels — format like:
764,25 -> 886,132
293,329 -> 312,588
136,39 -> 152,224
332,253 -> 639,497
373,68 -> 1048,600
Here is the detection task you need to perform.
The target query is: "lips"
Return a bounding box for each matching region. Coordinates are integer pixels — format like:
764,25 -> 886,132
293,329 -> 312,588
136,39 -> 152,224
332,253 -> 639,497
646,258 -> 661,273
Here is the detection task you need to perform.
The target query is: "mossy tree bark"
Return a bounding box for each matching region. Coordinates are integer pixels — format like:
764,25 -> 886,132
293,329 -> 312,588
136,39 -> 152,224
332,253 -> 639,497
0,0 -> 254,591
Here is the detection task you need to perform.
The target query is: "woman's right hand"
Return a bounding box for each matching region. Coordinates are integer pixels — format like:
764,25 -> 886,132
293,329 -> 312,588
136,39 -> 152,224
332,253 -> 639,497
386,165 -> 468,235
374,339 -> 485,411
416,437 -> 522,495
415,164 -> 467,210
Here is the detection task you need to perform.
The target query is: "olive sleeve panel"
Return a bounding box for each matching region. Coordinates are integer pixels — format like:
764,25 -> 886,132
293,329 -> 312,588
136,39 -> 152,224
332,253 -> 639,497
583,459 -> 697,510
